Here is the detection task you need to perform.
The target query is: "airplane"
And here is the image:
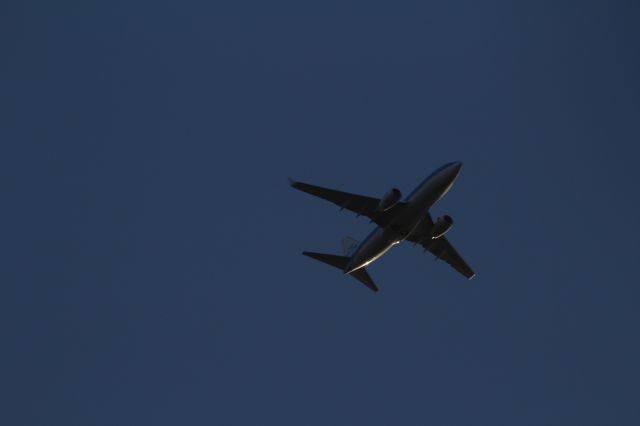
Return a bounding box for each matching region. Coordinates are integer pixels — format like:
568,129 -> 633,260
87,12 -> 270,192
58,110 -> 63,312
289,161 -> 475,292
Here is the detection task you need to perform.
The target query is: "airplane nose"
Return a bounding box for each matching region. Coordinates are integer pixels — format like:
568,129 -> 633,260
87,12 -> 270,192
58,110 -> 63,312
448,161 -> 462,178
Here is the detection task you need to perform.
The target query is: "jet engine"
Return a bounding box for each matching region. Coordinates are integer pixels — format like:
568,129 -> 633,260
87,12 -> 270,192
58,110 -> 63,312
377,188 -> 402,211
430,215 -> 453,239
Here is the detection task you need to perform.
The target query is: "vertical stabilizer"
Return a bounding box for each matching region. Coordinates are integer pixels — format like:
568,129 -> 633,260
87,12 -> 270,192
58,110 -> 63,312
341,237 -> 360,257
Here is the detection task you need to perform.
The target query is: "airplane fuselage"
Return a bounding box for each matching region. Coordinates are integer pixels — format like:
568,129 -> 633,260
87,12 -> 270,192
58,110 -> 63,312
344,162 -> 462,273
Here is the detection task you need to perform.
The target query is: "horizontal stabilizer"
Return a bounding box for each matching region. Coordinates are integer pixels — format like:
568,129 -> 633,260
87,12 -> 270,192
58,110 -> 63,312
302,251 -> 349,270
349,267 -> 378,292
302,251 -> 378,292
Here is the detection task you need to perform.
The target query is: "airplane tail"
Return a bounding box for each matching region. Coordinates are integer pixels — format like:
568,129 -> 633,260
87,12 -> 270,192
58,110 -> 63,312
302,251 -> 378,292
341,236 -> 360,256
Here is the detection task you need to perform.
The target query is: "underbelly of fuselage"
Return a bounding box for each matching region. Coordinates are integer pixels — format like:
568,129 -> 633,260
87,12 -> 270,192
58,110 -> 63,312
346,165 -> 459,273
346,205 -> 427,272
345,227 -> 401,272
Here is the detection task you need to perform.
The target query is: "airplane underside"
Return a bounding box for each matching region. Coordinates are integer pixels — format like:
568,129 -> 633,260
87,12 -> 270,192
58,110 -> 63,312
291,162 -> 475,292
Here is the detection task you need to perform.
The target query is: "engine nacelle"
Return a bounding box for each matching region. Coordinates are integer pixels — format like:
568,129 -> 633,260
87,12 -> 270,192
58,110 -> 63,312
430,215 -> 453,239
377,188 -> 402,211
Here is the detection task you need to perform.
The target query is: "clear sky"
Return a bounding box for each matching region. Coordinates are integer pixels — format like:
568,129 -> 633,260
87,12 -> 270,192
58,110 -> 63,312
2,1 -> 640,425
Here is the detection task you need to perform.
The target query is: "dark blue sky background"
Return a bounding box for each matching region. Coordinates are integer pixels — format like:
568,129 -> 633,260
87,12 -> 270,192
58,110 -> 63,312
2,1 -> 640,424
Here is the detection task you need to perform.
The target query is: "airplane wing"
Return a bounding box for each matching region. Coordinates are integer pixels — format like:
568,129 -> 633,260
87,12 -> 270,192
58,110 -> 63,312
423,236 -> 475,279
289,179 -> 405,227
407,214 -> 475,279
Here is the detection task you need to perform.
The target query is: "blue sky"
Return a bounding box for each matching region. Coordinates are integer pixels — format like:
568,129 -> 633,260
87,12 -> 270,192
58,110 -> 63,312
2,1 -> 639,425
